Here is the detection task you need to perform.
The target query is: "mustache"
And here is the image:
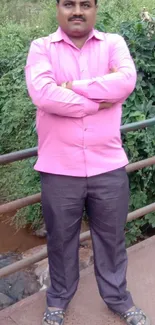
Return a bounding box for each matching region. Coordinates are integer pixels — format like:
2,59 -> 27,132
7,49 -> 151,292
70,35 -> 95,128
68,16 -> 86,22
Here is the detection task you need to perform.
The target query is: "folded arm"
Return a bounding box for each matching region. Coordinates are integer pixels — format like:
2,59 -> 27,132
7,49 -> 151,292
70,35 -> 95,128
71,35 -> 137,103
25,39 -> 99,118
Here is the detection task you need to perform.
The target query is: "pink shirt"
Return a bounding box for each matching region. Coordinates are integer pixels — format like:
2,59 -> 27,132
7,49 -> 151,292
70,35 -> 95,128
25,27 -> 137,177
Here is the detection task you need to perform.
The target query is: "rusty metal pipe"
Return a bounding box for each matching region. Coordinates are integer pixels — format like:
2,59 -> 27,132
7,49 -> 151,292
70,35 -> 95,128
1,118 -> 155,165
120,117 -> 155,133
126,156 -> 155,173
0,231 -> 90,278
0,247 -> 48,279
0,201 -> 155,278
1,156 -> 155,215
0,147 -> 38,165
127,202 -> 155,222
0,193 -> 41,215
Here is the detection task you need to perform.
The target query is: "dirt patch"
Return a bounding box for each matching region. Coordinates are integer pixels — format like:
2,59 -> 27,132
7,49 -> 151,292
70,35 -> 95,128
0,215 -> 46,254
0,215 -> 90,254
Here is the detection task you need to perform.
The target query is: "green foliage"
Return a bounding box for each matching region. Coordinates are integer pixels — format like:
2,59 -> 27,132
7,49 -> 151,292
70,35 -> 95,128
97,0 -> 154,32
0,160 -> 41,228
120,16 -> 155,246
97,8 -> 155,246
0,1 -> 57,229
1,1 -> 155,244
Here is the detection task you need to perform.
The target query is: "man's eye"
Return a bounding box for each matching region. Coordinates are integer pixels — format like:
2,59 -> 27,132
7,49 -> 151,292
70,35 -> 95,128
65,3 -> 72,7
82,3 -> 90,8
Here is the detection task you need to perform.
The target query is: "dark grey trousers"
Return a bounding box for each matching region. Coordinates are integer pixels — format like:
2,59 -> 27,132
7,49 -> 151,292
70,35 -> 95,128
40,167 -> 134,314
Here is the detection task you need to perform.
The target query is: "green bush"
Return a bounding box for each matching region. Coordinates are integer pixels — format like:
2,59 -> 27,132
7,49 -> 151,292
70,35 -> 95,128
0,1 -> 155,245
93,9 -> 155,246
119,16 -> 155,246
0,0 -> 57,229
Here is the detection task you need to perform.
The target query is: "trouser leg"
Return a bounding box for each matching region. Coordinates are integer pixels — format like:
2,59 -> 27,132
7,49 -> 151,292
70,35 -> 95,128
40,173 -> 86,310
86,167 -> 134,314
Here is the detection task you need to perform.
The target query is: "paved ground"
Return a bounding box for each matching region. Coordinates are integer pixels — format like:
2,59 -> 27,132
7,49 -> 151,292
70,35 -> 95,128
0,236 -> 155,325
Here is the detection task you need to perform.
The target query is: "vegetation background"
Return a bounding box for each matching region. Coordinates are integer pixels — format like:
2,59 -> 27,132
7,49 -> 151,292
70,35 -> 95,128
0,0 -> 155,246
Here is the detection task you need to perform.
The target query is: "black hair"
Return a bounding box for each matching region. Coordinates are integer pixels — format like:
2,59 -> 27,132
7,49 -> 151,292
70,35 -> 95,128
56,0 -> 98,4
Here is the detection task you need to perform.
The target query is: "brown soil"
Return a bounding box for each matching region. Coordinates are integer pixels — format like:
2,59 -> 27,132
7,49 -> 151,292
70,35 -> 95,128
0,215 -> 46,254
0,216 -> 90,254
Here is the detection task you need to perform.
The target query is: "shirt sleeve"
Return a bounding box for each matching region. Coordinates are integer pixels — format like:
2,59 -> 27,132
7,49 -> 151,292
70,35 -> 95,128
25,39 -> 99,118
72,35 -> 137,103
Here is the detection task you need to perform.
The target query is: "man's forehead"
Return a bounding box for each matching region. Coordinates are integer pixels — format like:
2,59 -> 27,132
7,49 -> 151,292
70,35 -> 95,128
61,0 -> 93,4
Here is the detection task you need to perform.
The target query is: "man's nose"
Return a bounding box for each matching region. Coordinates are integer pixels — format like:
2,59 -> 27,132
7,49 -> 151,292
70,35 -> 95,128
73,4 -> 82,15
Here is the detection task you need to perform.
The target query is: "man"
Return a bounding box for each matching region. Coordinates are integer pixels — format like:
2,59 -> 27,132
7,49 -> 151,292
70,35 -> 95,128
25,0 -> 150,324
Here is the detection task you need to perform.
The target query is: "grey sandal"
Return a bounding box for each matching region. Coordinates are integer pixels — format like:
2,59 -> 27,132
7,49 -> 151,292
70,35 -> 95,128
42,308 -> 65,325
120,307 -> 150,325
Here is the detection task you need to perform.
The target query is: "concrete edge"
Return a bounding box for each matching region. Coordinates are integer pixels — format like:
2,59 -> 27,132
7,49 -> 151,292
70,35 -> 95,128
0,290 -> 45,320
127,235 -> 155,254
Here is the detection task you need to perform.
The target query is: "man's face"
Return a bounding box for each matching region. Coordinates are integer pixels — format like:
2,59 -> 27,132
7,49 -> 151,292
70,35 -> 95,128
57,0 -> 97,38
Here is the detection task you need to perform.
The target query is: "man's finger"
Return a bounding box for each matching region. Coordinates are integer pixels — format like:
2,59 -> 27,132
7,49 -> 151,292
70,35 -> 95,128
102,103 -> 113,108
99,102 -> 113,110
110,67 -> 118,73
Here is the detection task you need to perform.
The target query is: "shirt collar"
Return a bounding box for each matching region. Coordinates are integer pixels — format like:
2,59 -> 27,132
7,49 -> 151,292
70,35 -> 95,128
50,27 -> 105,44
92,29 -> 105,41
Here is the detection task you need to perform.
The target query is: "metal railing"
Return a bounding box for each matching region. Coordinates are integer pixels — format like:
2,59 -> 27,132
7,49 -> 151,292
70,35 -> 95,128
1,117 -> 155,166
0,117 -> 155,278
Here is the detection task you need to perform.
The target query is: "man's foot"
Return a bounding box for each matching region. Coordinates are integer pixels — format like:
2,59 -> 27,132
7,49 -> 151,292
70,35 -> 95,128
42,307 -> 65,325
120,306 -> 150,325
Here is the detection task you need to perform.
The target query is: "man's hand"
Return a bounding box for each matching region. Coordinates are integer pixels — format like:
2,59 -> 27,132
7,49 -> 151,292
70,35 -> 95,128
99,102 -> 113,110
61,67 -> 118,90
110,67 -> 118,73
61,82 -> 72,90
66,82 -> 72,90
61,67 -> 118,110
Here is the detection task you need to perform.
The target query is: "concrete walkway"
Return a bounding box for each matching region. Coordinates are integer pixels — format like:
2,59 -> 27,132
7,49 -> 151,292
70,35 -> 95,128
0,236 -> 155,325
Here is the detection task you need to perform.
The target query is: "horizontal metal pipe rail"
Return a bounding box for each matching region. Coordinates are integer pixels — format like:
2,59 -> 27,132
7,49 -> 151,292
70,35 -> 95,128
120,117 -> 155,133
126,156 -> 155,173
1,118 -> 155,165
1,118 -> 155,278
0,147 -> 38,165
0,231 -> 91,278
1,156 -> 155,215
1,201 -> 155,279
0,193 -> 41,215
